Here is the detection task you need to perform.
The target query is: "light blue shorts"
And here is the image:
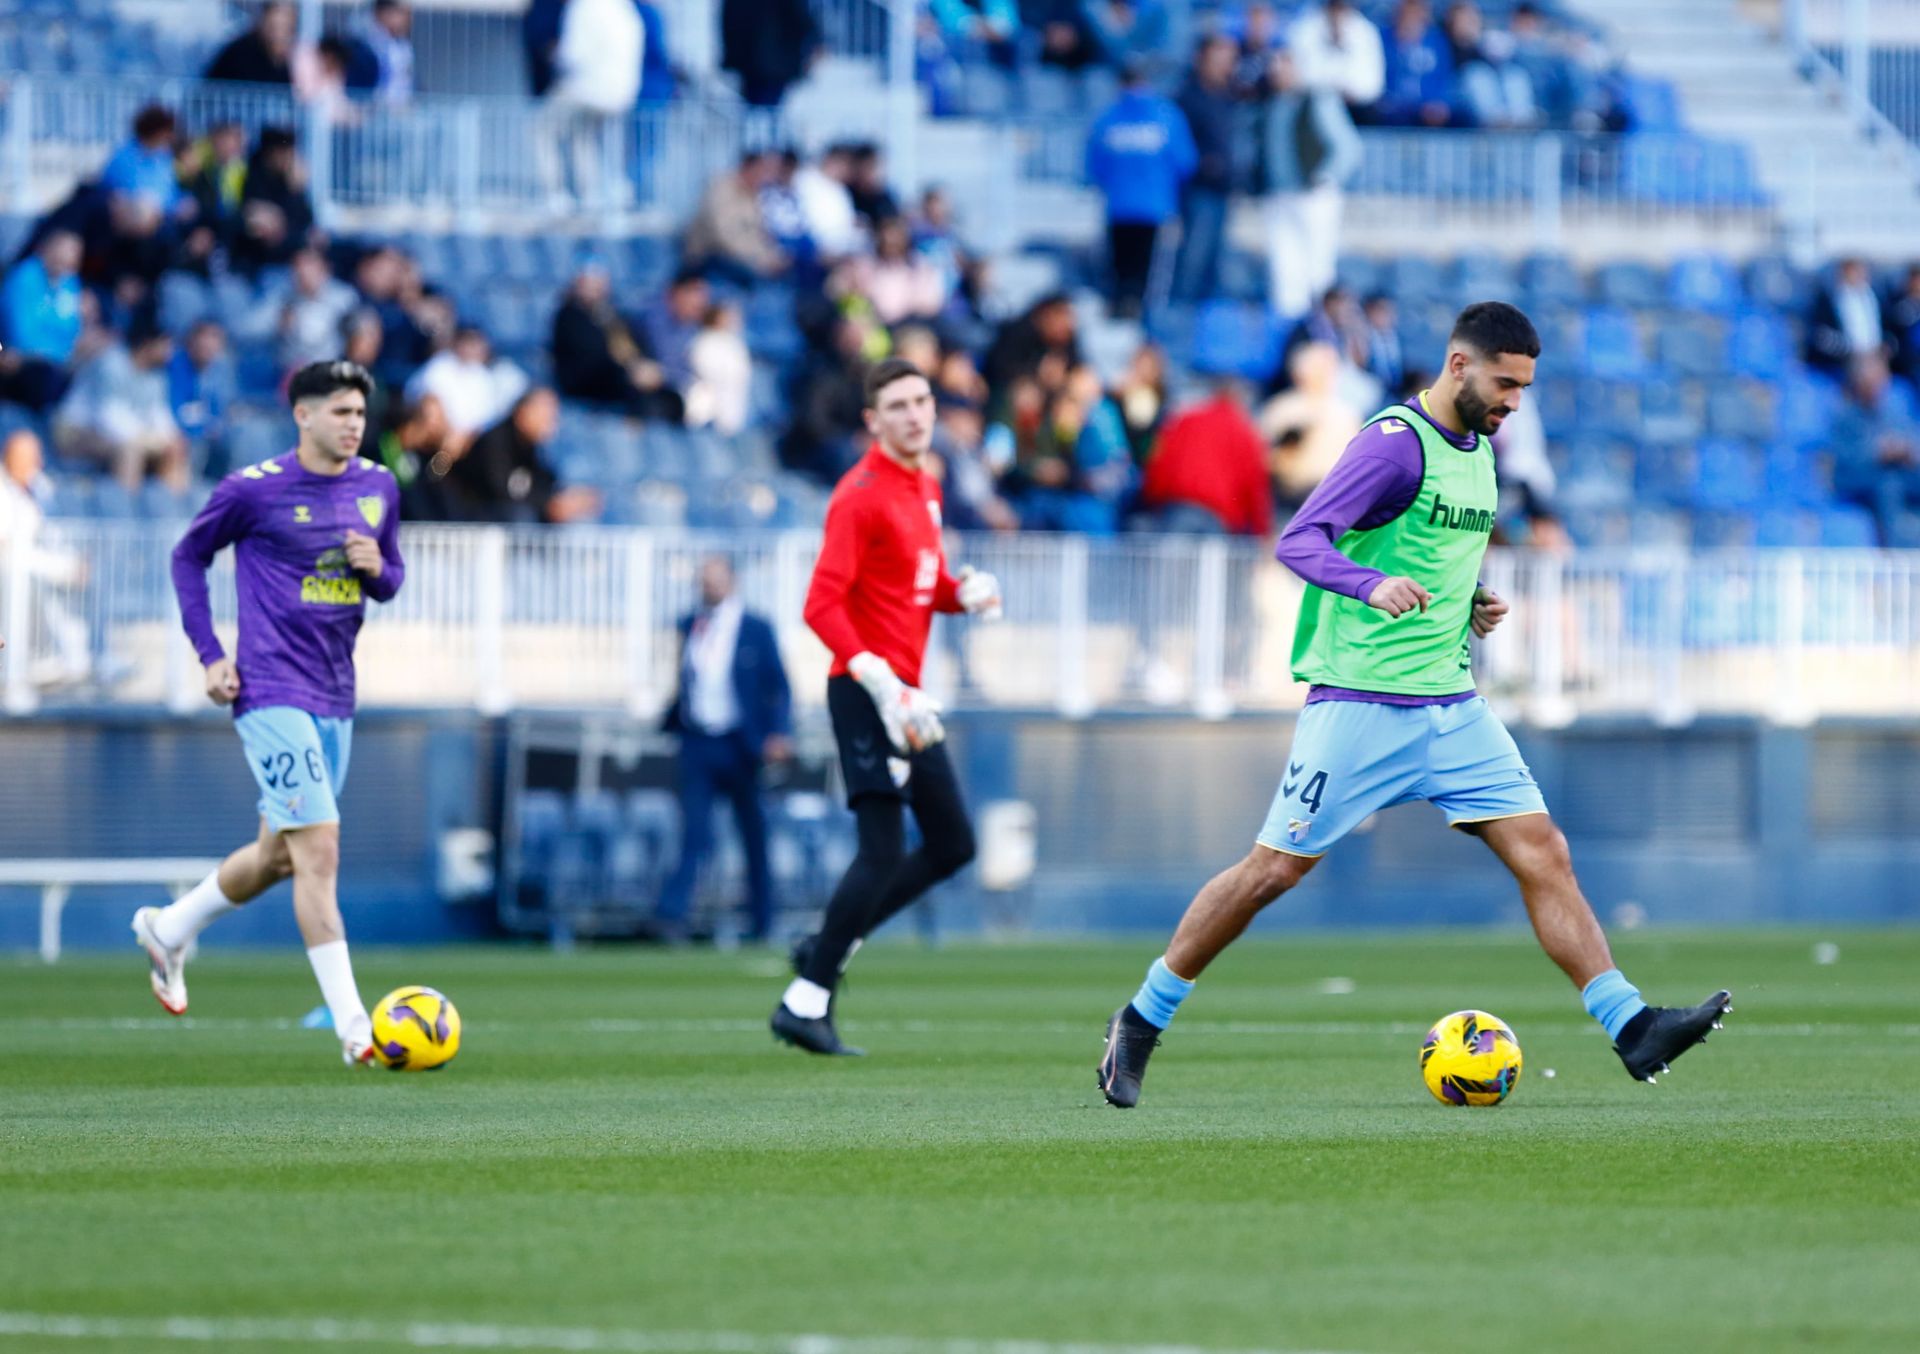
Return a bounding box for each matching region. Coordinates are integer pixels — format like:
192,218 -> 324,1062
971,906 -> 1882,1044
235,706 -> 353,831
1256,697 -> 1546,858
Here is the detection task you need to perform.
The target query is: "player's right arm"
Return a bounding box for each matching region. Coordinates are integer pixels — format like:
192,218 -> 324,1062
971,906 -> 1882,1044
170,476 -> 249,705
1274,428 -> 1429,617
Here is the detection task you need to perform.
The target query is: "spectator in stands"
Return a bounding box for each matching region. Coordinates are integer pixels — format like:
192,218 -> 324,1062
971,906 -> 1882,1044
683,152 -> 788,282
234,127 -> 316,276
1137,378 -> 1272,535
759,152 -> 816,275
1001,363 -> 1132,533
912,187 -> 970,310
277,248 -> 361,373
1173,35 -> 1239,304
408,325 -> 528,446
1886,265 -> 1920,395
1833,352 -> 1920,542
180,122 -> 250,259
794,145 -> 863,265
643,270 -> 711,394
1113,342 -> 1168,463
1263,49 -> 1362,320
1233,2 -> 1287,97
843,218 -> 948,326
1030,1 -> 1097,72
656,554 -> 792,945
1447,2 -> 1535,129
1262,341 -> 1363,511
1374,0 -> 1455,127
637,1 -> 675,104
0,231 -> 98,413
1085,0 -> 1172,74
168,320 -> 236,475
686,302 -> 753,436
1490,393 -> 1567,550
353,247 -> 432,388
933,395 -> 1018,531
376,393 -> 457,520
1806,257 -> 1888,379
1289,0 -> 1386,113
1086,61 -> 1196,318
293,34 -> 361,119
722,0 -> 821,108
0,429 -> 89,685
102,104 -> 185,286
54,316 -> 189,493
1508,2 -> 1583,130
206,0 -> 296,86
779,313 -> 870,483
447,387 -> 601,525
846,144 -> 902,232
524,0 -> 567,95
539,0 -> 645,212
1360,293 -> 1405,394
984,293 -> 1084,395
929,0 -> 1019,69
340,309 -> 401,435
358,0 -> 416,106
550,264 -> 679,421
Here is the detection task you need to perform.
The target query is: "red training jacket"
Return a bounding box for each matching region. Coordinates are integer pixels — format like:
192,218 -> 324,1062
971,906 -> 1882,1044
804,445 -> 963,688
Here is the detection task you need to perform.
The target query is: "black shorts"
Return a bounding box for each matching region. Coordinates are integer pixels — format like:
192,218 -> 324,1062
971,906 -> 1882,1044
827,674 -> 958,806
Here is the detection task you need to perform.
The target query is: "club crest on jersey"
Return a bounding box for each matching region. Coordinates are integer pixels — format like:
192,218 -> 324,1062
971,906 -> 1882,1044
927,499 -> 942,528
356,496 -> 384,529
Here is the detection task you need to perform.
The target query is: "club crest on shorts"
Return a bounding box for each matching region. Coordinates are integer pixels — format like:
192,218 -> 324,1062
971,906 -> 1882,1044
356,495 -> 384,529
1287,818 -> 1312,843
888,757 -> 912,789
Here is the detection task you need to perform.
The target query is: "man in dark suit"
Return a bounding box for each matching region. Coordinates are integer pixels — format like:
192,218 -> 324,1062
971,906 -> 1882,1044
657,556 -> 792,942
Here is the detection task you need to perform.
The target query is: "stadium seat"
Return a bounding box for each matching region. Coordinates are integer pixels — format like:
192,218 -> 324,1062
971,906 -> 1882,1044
1691,439 -> 1764,511
1335,255 -> 1383,297
1656,315 -> 1727,378
1754,508 -> 1821,548
1519,252 -> 1585,309
1819,506 -> 1880,547
1668,254 -> 1742,314
1575,378 -> 1639,439
1744,254 -> 1811,313
1727,311 -> 1793,379
1766,445 -> 1832,509
1451,252 -> 1519,302
1593,262 -> 1663,310
1189,301 -> 1278,382
1778,372 -> 1839,450
1385,256 -> 1448,306
1640,377 -> 1703,442
1581,307 -> 1647,378
1706,378 -> 1777,444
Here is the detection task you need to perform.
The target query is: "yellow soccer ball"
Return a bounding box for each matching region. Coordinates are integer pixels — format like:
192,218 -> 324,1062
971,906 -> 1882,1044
1419,1009 -> 1522,1106
370,986 -> 461,1071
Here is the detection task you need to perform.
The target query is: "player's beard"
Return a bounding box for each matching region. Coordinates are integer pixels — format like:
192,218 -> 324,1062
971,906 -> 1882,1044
1453,382 -> 1504,438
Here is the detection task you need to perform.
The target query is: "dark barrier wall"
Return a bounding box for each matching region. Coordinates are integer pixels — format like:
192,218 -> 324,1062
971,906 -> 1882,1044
4,709 -> 1917,952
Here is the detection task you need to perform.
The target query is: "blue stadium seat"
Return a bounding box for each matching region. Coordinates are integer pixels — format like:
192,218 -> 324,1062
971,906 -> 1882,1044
1728,311 -> 1793,378
1754,509 -> 1820,548
1668,255 -> 1742,314
1656,315 -> 1727,378
515,790 -> 570,880
1520,252 -> 1584,309
495,236 -> 540,284
1766,444 -> 1831,508
1706,379 -> 1776,443
1777,372 -> 1838,449
1452,252 -> 1519,302
1217,250 -> 1266,302
1385,256 -> 1448,306
1335,255 -> 1383,298
1819,506 -> 1879,547
1581,307 -> 1646,378
1534,374 -> 1578,429
1189,301 -> 1279,382
1631,440 -> 1689,507
1641,377 -> 1703,441
1621,76 -> 1683,132
1691,510 -> 1757,548
1575,378 -> 1639,438
1628,507 -> 1692,548
1691,439 -> 1763,511
1744,255 -> 1811,313
1593,261 -> 1663,309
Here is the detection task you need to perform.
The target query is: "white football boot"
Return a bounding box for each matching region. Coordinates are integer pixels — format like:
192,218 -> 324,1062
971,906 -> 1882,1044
131,906 -> 188,1016
340,1014 -> 378,1067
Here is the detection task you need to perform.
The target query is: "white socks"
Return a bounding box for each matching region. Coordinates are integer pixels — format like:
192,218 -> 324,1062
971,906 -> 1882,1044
152,870 -> 239,949
782,978 -> 831,1019
306,940 -> 370,1036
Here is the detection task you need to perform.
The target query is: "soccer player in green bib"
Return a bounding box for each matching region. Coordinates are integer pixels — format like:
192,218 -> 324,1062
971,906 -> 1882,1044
1098,303 -> 1731,1108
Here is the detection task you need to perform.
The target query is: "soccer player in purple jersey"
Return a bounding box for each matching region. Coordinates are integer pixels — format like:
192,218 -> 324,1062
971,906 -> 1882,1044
136,361 -> 404,1066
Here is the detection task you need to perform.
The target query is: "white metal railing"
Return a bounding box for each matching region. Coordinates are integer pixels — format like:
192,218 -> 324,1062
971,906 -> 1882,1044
1791,0 -> 1920,164
6,523 -> 1920,725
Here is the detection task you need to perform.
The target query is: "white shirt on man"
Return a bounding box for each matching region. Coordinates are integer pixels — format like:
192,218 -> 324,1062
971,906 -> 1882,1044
685,596 -> 744,735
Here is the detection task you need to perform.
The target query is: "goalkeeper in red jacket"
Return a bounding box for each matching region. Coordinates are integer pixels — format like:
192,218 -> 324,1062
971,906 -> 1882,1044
772,358 -> 1003,1055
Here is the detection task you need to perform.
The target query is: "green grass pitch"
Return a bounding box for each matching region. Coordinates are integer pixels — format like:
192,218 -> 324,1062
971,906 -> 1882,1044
2,930 -> 1916,1354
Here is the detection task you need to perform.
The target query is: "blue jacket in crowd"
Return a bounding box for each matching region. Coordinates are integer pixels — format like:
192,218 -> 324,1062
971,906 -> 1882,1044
1085,88 -> 1198,225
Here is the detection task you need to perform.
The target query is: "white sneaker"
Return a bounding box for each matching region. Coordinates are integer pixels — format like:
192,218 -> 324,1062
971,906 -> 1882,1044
131,907 -> 188,1016
340,1015 -> 378,1067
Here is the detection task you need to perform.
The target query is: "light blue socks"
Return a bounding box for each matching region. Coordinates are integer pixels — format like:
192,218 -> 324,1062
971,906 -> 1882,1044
1582,968 -> 1648,1040
1129,956 -> 1196,1030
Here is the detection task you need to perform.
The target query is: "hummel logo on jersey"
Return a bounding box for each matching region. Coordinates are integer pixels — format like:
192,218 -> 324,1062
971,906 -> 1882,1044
1427,494 -> 1495,533
1380,418 -> 1409,435
293,505 -> 311,524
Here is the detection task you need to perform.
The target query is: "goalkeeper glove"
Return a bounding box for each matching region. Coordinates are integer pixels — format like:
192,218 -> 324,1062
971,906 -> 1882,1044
848,652 -> 945,754
956,565 -> 1003,621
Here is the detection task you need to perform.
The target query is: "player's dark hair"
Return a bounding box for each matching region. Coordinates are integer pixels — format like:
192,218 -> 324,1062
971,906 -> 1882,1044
287,359 -> 374,407
863,357 -> 928,409
1450,302 -> 1540,360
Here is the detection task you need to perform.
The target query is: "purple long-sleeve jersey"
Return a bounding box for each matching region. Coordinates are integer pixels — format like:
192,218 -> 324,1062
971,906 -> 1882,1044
1275,394 -> 1480,708
171,451 -> 405,719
